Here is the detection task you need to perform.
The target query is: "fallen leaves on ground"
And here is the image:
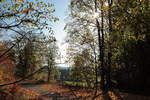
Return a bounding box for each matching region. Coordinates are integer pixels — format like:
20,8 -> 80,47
18,87 -> 49,100
39,83 -> 150,100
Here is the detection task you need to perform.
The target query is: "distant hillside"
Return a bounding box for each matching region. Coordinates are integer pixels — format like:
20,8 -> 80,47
58,66 -> 70,70
57,66 -> 71,81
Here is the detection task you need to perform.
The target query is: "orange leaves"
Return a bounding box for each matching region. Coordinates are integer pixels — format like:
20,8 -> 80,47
21,7 -> 34,14
21,2 -> 34,14
21,8 -> 30,14
0,74 -> 2,79
40,83 -> 102,99
14,0 -> 23,3
18,88 -> 48,100
0,71 -> 4,83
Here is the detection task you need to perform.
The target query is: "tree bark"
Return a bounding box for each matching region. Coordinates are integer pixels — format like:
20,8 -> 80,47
106,0 -> 113,90
100,0 -> 105,91
47,60 -> 51,82
95,0 -> 105,91
47,67 -> 51,82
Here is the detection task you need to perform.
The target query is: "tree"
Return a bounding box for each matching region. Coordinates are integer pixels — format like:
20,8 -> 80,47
45,38 -> 58,82
110,0 -> 150,91
105,0 -> 113,90
66,0 -> 150,98
0,0 -> 58,85
66,0 -> 110,92
0,0 -> 58,59
65,0 -> 100,89
70,49 -> 95,87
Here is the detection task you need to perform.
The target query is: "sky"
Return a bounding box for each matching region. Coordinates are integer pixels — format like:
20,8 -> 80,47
49,0 -> 70,67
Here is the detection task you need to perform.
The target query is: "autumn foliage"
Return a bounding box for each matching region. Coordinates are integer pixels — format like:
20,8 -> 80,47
0,61 -> 48,100
0,43 -> 47,100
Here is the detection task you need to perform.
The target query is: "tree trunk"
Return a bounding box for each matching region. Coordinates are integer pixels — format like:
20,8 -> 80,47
47,60 -> 51,82
47,67 -> 51,82
95,0 -> 105,91
106,0 -> 113,90
100,0 -> 105,91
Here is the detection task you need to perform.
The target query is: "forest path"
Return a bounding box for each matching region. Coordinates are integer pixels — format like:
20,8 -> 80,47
22,84 -> 70,100
21,83 -> 150,100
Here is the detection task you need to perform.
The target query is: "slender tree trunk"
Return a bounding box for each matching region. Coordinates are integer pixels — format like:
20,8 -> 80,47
95,0 -> 105,91
94,47 -> 98,94
47,60 -> 51,82
47,67 -> 51,82
24,44 -> 28,78
106,0 -> 113,90
100,0 -> 105,91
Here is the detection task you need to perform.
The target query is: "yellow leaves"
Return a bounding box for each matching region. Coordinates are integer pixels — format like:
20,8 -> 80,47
116,21 -> 121,26
0,0 -> 5,2
68,47 -> 75,51
113,19 -> 122,29
36,1 -> 47,8
128,34 -> 145,40
30,2 -> 33,6
14,0 -> 23,3
15,4 -> 19,8
138,34 -> 145,40
128,35 -> 136,40
102,5 -> 109,11
29,2 -> 34,10
19,0 -> 23,2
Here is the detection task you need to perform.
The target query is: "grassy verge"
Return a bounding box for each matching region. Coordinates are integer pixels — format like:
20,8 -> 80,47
63,81 -> 94,88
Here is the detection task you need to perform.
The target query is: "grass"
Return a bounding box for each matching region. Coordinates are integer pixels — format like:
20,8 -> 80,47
63,81 -> 93,88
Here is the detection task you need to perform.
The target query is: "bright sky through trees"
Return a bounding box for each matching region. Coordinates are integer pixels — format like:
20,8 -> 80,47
49,0 -> 69,67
